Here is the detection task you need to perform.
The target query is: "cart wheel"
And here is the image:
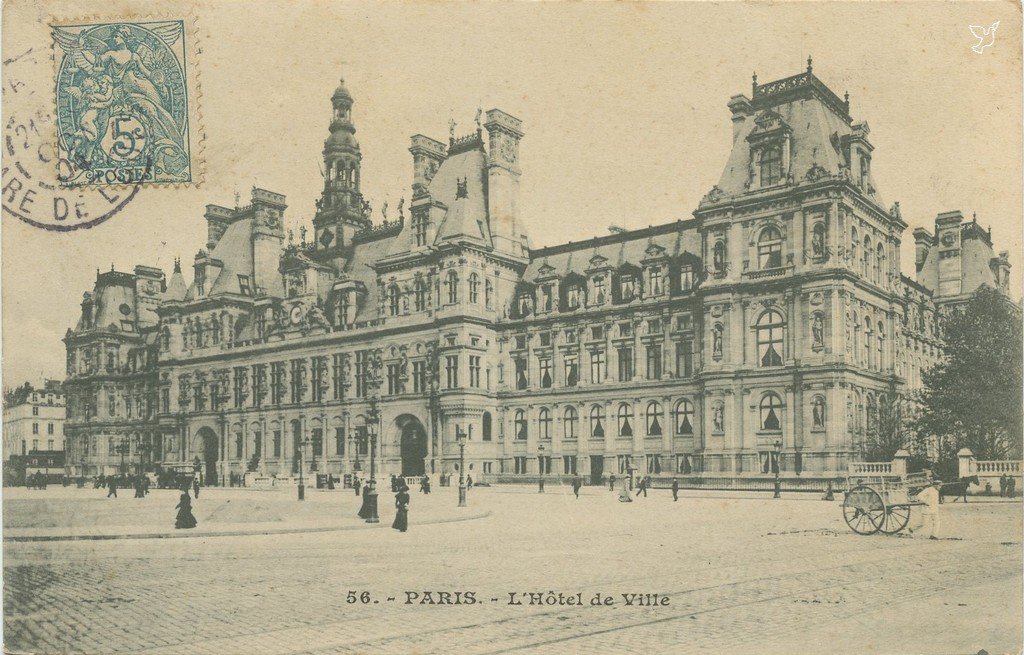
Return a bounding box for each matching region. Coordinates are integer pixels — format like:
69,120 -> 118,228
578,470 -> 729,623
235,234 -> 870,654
879,503 -> 911,534
843,485 -> 885,535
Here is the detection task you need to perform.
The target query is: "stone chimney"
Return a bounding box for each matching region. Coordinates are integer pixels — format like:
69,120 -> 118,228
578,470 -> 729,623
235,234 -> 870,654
409,135 -> 447,192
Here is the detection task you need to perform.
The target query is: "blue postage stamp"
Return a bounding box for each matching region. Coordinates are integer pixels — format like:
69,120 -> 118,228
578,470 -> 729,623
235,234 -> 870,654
52,20 -> 193,186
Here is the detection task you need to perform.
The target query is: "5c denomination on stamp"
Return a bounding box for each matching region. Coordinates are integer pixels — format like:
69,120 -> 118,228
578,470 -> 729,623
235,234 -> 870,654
52,20 -> 194,186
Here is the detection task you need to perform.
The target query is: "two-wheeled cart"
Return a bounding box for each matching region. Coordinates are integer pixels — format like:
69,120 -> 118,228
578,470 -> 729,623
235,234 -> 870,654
842,471 -> 931,535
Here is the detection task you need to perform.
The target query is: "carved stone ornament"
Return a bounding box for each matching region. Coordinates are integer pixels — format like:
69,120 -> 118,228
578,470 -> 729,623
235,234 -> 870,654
805,163 -> 829,182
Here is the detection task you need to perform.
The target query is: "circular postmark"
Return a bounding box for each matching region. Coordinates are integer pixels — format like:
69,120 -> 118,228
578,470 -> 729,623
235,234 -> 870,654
3,107 -> 141,232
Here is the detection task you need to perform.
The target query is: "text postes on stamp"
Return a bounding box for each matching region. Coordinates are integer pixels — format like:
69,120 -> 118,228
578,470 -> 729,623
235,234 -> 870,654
52,20 -> 192,187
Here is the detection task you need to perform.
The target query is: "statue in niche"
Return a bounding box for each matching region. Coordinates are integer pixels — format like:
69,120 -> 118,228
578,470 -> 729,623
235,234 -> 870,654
812,314 -> 824,349
811,225 -> 825,258
812,397 -> 826,429
712,324 -> 724,358
712,404 -> 725,433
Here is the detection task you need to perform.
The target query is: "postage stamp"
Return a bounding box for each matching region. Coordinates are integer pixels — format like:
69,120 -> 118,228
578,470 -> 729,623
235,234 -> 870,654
52,20 -> 194,187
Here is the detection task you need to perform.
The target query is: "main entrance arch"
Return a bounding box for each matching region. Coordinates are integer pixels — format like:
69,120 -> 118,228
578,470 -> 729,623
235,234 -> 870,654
395,415 -> 427,477
195,427 -> 219,485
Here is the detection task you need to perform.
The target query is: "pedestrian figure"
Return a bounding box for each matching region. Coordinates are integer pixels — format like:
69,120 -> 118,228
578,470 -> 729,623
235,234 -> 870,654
134,476 -> 145,498
1008,476 -> 1017,499
193,477 -> 200,498
392,484 -> 410,533
362,481 -> 371,497
420,474 -> 431,494
910,479 -> 942,539
143,476 -> 151,496
999,473 -> 1007,497
466,474 -> 473,489
636,476 -> 648,498
107,476 -> 118,498
672,477 -> 679,502
618,476 -> 633,503
572,475 -> 582,499
175,492 -> 198,529
609,474 -> 616,491
327,475 -> 336,490
354,476 -> 361,496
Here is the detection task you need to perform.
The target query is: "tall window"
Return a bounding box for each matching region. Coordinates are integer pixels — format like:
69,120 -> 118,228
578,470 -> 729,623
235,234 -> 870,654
312,357 -> 326,402
564,356 -> 578,387
756,310 -> 785,367
760,393 -> 783,431
468,273 -> 480,304
760,144 -> 782,186
617,403 -> 634,437
649,268 -> 663,295
412,361 -> 426,393
233,366 -> 248,408
590,405 -> 605,438
514,410 -> 527,440
484,279 -> 493,309
413,211 -> 428,246
676,340 -> 693,377
482,412 -> 492,441
645,401 -> 663,436
538,408 -> 552,440
566,284 -> 583,309
445,355 -> 459,389
875,243 -> 885,284
679,267 -> 694,291
332,354 -> 344,400
617,346 -> 633,381
290,359 -> 305,403
388,285 -> 400,316
864,316 -> 872,367
593,276 -> 607,304
446,270 -> 458,304
674,399 -> 694,435
863,236 -> 871,277
469,356 -> 481,388
514,357 -> 528,390
538,357 -> 552,388
564,407 -> 578,440
590,350 -> 606,383
877,320 -> 885,369
414,280 -> 427,311
386,363 -> 402,395
758,227 -> 783,269
646,344 -> 662,379
335,427 -> 345,455
850,227 -> 858,266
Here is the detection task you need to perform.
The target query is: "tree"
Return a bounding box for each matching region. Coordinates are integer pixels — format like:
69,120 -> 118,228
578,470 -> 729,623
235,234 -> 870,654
864,392 -> 921,462
915,287 -> 1023,466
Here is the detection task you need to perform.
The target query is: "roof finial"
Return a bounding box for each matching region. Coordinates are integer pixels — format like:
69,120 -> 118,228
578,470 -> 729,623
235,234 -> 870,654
173,257 -> 181,273
234,189 -> 240,209
807,55 -> 813,73
752,71 -> 758,94
844,90 -> 850,106
448,113 -> 456,145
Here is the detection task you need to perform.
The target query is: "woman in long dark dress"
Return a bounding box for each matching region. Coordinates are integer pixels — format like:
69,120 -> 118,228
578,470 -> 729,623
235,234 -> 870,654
392,486 -> 410,532
175,492 -> 198,529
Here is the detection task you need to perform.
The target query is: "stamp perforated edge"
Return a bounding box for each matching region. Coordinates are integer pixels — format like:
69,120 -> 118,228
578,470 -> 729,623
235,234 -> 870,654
47,10 -> 205,189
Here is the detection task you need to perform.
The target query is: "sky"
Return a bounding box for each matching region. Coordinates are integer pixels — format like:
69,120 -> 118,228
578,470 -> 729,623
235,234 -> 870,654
2,0 -> 1021,387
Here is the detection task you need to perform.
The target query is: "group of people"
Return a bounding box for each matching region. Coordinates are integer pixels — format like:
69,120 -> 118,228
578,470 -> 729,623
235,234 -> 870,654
999,473 -> 1017,498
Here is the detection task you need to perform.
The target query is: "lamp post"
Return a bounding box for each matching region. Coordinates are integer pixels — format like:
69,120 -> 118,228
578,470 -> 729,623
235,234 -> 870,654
363,397 -> 380,523
456,426 -> 467,507
297,436 -> 307,501
115,437 -> 131,476
773,439 -> 782,499
538,443 -> 546,493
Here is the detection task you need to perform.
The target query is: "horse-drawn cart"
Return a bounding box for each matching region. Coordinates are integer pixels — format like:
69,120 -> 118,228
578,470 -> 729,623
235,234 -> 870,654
842,471 -> 931,535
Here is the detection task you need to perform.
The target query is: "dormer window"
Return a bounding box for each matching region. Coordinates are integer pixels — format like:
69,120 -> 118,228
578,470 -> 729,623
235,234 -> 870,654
649,268 -> 663,296
760,144 -> 782,186
566,284 -> 583,310
620,275 -> 636,302
387,284 -> 400,316
414,280 -> 427,311
679,267 -> 694,292
593,276 -> 606,304
758,227 -> 783,269
237,275 -> 251,296
412,210 -> 428,247
468,273 -> 480,304
445,270 -> 458,304
540,284 -> 554,312
517,291 -> 533,317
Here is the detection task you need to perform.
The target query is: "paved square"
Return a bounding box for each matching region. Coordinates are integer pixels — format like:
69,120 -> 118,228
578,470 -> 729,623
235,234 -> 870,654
4,485 -> 1021,654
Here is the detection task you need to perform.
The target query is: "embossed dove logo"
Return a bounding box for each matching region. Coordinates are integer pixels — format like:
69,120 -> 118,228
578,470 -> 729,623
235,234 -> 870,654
969,21 -> 999,53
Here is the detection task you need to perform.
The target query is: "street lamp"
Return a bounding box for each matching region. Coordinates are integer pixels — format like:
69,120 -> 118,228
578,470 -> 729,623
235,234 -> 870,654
297,437 -> 308,501
115,437 -> 131,476
538,443 -> 546,493
456,426 -> 467,507
773,439 -> 782,499
361,397 -> 380,523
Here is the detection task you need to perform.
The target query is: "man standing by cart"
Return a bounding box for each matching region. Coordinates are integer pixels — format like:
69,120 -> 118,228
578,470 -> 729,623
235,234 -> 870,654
911,479 -> 942,539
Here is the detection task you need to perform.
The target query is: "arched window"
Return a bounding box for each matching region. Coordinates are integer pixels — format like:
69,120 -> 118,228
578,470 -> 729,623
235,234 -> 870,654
590,405 -> 605,438
538,408 -> 552,440
514,409 -> 527,440
713,241 -> 726,274
760,144 -> 782,186
387,284 -> 400,316
758,226 -> 783,269
760,393 -> 783,431
211,317 -> 222,344
482,412 -> 492,441
566,283 -> 583,309
756,310 -> 784,367
674,399 -> 695,435
877,320 -> 885,368
414,280 -> 427,312
863,236 -> 871,276
850,227 -> 858,265
875,243 -> 885,284
617,403 -> 633,437
864,316 -> 872,367
563,406 -> 578,440
645,401 -> 663,436
484,279 -> 494,309
446,270 -> 458,304
468,273 -> 480,304
811,395 -> 826,429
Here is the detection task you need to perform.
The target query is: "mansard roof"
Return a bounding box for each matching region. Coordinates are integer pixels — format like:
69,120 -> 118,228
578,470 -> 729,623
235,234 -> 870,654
524,220 -> 701,280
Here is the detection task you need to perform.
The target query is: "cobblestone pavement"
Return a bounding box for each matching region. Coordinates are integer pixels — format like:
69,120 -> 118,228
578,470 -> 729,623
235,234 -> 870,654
4,486 -> 1021,655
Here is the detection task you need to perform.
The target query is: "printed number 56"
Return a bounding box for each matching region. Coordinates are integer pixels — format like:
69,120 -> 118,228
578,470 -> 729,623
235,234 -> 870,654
347,591 -> 371,604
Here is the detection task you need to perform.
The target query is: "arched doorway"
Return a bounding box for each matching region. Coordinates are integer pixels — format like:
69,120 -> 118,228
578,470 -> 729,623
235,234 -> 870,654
195,427 -> 219,485
396,415 -> 427,477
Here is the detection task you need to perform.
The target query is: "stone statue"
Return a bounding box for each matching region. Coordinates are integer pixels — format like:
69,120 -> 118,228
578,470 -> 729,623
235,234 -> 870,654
812,398 -> 826,429
811,227 -> 825,257
812,314 -> 824,348
712,325 -> 724,358
713,404 -> 724,433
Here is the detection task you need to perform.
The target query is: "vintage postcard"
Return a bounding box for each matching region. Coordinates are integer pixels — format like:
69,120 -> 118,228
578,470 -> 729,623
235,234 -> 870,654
2,1 -> 1022,654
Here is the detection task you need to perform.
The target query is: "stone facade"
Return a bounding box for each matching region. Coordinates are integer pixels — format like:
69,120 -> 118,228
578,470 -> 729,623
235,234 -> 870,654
63,66 -> 1012,484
